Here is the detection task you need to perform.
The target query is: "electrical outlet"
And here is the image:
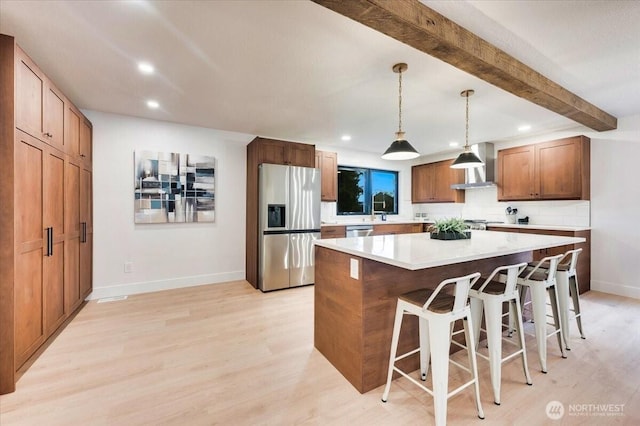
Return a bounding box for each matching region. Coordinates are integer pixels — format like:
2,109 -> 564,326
124,262 -> 134,273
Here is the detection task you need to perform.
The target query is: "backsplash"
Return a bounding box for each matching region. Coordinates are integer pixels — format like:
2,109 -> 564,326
412,186 -> 590,227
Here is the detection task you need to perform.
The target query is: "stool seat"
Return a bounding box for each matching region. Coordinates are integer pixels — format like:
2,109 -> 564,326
399,289 -> 454,313
471,279 -> 506,295
500,267 -> 547,282
528,261 -> 570,271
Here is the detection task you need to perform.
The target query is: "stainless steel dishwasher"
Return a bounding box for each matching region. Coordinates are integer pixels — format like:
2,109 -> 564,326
346,224 -> 374,237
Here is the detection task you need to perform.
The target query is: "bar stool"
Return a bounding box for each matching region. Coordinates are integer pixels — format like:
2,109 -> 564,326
468,262 -> 532,406
517,254 -> 566,373
381,272 -> 484,426
529,248 -> 585,349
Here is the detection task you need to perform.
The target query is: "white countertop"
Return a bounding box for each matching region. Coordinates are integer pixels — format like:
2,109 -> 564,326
321,219 -> 432,227
314,230 -> 585,270
486,223 -> 591,232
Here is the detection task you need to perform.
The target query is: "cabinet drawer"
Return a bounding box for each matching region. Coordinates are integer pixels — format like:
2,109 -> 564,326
321,226 -> 346,239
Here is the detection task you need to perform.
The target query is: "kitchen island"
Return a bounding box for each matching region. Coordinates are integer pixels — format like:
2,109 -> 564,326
313,230 -> 585,393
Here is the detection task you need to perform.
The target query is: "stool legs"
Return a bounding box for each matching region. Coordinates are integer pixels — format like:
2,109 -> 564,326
429,318 -> 452,426
483,298 -> 504,405
525,284 -> 566,373
382,304 -> 404,402
555,271 -> 572,350
463,317 -> 484,420
569,275 -> 586,339
512,296 -> 533,387
419,318 -> 431,380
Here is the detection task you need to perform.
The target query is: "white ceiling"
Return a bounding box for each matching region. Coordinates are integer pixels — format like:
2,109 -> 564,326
1,0 -> 639,157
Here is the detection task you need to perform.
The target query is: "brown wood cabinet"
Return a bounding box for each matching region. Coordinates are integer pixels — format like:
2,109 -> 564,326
245,137 -> 316,288
15,46 -> 66,152
315,150 -> 337,201
411,159 -> 465,203
486,226 -> 590,294
372,223 -> 423,235
0,35 -> 93,395
320,225 -> 346,239
497,136 -> 590,201
252,137 -> 315,167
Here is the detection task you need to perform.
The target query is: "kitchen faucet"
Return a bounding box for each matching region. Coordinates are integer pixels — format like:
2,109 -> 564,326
371,194 -> 386,221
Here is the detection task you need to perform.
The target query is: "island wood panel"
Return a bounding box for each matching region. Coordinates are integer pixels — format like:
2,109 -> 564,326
314,245 -> 531,393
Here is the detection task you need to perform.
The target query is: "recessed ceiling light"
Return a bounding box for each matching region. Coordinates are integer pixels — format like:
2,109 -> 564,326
138,62 -> 155,75
341,135 -> 351,141
146,100 -> 159,109
518,124 -> 532,132
449,141 -> 459,147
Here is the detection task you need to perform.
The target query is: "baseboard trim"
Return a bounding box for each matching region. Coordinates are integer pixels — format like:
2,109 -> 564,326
591,280 -> 640,300
87,271 -> 246,300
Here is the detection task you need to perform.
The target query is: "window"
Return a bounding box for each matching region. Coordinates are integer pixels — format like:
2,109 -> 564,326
337,166 -> 398,215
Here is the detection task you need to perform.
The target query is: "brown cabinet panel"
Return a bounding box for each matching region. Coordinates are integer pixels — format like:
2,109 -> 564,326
15,249 -> 44,366
498,136 -> 589,201
15,50 -> 44,141
80,118 -> 92,165
65,160 -> 81,312
287,142 -> 316,167
257,139 -> 287,165
317,150 -> 337,201
65,105 -> 81,157
497,145 -> 535,200
411,159 -> 464,203
372,223 -> 422,235
44,83 -> 65,150
80,167 -> 93,299
321,225 -> 346,239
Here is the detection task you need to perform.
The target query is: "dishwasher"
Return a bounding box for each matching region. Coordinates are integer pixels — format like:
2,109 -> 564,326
346,224 -> 374,237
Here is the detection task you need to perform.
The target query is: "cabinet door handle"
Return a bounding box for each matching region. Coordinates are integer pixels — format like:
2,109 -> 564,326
81,222 -> 87,243
44,132 -> 53,137
80,154 -> 86,158
46,227 -> 53,256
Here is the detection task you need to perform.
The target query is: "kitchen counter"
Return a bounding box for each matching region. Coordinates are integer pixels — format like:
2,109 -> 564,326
320,219 -> 431,227
314,230 -> 585,270
486,223 -> 590,232
314,230 -> 585,394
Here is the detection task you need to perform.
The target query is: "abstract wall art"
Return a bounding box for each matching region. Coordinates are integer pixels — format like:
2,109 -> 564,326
134,150 -> 215,223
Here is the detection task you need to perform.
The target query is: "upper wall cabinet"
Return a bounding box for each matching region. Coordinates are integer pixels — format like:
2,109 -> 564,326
497,136 -> 590,201
412,159 -> 465,203
15,47 -> 66,152
315,150 -> 337,201
252,137 -> 315,167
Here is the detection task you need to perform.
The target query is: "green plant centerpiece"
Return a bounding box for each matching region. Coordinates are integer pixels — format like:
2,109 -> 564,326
428,217 -> 471,240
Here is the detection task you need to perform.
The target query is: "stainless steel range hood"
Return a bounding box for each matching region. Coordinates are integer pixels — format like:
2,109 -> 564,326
451,142 -> 496,189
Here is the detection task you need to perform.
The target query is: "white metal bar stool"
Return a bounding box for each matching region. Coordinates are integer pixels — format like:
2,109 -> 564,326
517,253 -> 566,373
469,262 -> 532,406
381,272 -> 484,426
529,248 -> 585,350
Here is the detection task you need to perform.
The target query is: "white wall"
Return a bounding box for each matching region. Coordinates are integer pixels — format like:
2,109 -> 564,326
590,114 -> 640,298
315,145 -> 413,223
84,110 -> 252,299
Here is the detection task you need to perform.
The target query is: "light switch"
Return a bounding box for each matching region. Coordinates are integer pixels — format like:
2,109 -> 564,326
350,258 -> 359,279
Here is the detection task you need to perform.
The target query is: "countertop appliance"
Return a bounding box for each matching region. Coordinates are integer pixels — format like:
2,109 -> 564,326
346,224 -> 374,237
259,164 -> 321,292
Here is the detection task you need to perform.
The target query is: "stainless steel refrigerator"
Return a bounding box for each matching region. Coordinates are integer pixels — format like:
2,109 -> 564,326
259,163 -> 321,292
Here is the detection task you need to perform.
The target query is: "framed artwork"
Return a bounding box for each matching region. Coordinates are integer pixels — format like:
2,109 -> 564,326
134,150 -> 215,223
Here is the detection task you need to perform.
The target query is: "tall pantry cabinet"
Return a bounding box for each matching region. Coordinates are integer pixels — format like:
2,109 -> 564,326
0,34 -> 93,394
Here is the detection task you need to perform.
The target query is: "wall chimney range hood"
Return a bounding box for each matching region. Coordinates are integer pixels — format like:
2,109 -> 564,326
450,142 -> 496,189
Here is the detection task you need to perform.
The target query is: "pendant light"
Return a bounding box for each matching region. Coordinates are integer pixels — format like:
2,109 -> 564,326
381,63 -> 420,160
451,89 -> 484,169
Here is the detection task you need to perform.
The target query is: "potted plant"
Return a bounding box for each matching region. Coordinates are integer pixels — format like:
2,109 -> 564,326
428,217 -> 471,240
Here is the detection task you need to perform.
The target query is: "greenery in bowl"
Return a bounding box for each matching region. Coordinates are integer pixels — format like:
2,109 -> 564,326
428,217 -> 471,239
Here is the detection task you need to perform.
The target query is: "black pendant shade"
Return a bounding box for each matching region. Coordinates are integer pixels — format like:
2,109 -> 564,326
382,133 -> 420,160
450,148 -> 483,169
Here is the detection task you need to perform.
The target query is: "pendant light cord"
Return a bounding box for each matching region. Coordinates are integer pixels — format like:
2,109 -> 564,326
398,69 -> 402,133
465,91 -> 470,149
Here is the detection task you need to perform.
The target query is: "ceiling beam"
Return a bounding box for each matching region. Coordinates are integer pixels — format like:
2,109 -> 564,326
312,0 -> 617,131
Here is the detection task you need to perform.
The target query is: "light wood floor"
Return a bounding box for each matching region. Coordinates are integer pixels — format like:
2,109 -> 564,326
1,281 -> 639,425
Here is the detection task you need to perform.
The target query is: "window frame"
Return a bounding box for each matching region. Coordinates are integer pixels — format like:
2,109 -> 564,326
336,165 -> 399,216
